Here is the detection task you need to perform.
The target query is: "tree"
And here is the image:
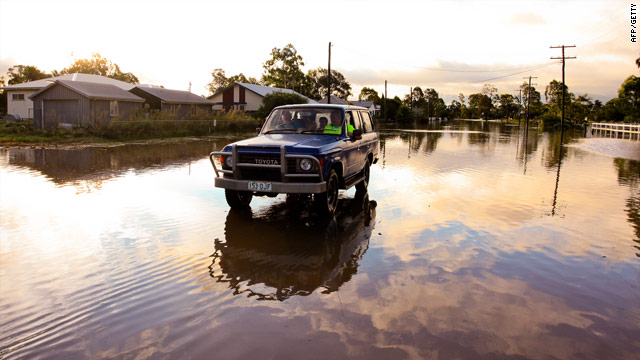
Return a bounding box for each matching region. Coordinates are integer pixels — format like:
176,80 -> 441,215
422,88 -> 442,118
255,92 -> 308,119
207,68 -> 229,94
304,67 -> 351,100
618,75 -> 640,109
380,95 -> 402,121
498,94 -> 518,119
359,87 -> 380,102
544,79 -> 570,111
261,44 -> 305,89
616,75 -> 640,122
228,73 -> 260,86
468,93 -> 492,119
396,104 -> 414,123
207,68 -> 260,94
569,94 -> 594,123
7,65 -> 51,85
60,53 -> 139,84
448,99 -> 462,119
521,81 -> 543,118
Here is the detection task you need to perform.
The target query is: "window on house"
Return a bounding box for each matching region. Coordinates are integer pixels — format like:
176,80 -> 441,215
12,94 -> 25,101
110,100 -> 119,116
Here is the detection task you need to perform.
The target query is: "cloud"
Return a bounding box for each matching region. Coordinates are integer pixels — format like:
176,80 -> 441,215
507,12 -> 548,25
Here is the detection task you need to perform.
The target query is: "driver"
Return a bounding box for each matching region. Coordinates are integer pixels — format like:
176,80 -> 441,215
277,111 -> 294,129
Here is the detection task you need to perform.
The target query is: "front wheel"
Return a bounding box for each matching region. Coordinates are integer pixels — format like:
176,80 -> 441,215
315,169 -> 339,216
225,189 -> 253,209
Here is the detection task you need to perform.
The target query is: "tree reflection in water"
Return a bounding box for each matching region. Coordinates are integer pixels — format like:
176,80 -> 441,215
209,191 -> 376,301
614,158 -> 640,257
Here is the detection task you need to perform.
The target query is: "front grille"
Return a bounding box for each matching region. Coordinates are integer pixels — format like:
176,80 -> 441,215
228,150 -> 322,183
239,168 -> 281,181
239,153 -> 281,165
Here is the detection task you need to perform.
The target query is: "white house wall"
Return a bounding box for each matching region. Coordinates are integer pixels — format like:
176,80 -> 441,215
7,90 -> 36,119
244,90 -> 263,112
210,92 -> 224,110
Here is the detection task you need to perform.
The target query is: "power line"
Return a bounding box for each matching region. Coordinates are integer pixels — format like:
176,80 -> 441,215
408,62 -> 554,73
470,62 -> 557,83
332,43 -> 555,74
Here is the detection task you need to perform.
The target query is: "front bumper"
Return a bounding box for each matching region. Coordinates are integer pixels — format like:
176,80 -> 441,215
210,144 -> 326,194
214,177 -> 326,193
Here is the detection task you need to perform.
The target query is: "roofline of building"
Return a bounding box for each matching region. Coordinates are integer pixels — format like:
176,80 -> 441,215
1,86 -> 43,91
132,86 -> 213,105
29,80 -> 144,102
207,82 -> 308,101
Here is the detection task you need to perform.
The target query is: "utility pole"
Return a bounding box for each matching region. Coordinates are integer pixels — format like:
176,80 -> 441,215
551,45 -> 576,144
410,87 -> 413,111
327,42 -> 332,104
384,80 -> 387,123
523,76 -> 537,133
513,88 -> 522,125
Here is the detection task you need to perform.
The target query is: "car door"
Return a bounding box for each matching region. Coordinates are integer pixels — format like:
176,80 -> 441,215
359,111 -> 378,162
344,110 -> 365,177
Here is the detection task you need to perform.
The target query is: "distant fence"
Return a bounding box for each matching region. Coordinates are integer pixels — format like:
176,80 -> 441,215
590,123 -> 640,141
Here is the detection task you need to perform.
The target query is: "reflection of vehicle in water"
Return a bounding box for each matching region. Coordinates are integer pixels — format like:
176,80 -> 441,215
210,192 -> 377,301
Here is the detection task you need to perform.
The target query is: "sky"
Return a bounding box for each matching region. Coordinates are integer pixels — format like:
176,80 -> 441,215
0,0 -> 638,104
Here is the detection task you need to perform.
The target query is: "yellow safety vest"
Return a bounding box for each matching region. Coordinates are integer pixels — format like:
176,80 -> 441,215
324,124 -> 354,135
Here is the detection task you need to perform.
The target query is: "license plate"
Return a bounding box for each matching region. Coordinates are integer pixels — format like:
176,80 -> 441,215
248,181 -> 272,192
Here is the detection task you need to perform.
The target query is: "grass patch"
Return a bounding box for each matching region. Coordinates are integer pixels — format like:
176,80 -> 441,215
0,111 -> 262,145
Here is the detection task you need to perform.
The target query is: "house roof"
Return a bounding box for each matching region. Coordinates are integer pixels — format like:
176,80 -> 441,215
208,82 -> 314,102
317,95 -> 348,105
351,100 -> 375,108
2,73 -> 135,91
132,86 -> 214,105
29,80 -> 144,102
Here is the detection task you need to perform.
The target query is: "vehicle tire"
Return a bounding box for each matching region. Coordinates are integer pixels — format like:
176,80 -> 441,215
225,189 -> 253,209
315,169 -> 339,216
355,160 -> 370,193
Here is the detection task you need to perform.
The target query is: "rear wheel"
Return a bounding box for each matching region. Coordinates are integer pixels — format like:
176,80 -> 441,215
355,160 -> 370,193
315,169 -> 339,216
225,189 -> 253,209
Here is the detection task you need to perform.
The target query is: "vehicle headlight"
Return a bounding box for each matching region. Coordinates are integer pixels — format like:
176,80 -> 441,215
300,158 -> 313,171
225,156 -> 233,168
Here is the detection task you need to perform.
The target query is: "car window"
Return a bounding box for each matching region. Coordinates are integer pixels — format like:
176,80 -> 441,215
262,107 -> 343,134
352,111 -> 363,130
361,111 -> 374,133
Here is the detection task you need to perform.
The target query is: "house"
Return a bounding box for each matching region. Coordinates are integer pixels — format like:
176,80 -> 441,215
350,100 -> 379,116
1,73 -> 135,120
129,86 -> 214,119
29,80 -> 144,129
207,83 -> 312,112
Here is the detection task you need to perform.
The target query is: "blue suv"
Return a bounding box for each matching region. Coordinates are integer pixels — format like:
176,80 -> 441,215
209,104 -> 379,215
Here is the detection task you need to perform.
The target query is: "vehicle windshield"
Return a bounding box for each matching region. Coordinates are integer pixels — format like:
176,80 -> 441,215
262,107 -> 344,135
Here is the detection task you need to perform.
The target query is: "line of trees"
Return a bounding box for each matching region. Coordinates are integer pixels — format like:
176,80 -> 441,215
206,44 -> 352,102
364,58 -> 639,125
2,53 -> 140,86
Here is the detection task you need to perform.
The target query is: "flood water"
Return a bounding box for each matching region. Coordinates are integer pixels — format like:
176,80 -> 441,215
1,121 -> 639,359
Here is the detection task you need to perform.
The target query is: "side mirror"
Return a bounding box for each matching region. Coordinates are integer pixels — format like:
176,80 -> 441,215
351,128 -> 363,140
256,127 -> 261,134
